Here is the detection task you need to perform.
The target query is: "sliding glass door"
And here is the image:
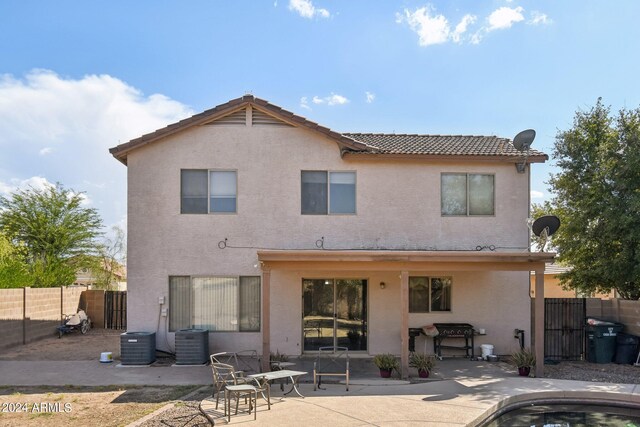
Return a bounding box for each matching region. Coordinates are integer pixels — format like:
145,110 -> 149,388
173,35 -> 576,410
302,279 -> 367,352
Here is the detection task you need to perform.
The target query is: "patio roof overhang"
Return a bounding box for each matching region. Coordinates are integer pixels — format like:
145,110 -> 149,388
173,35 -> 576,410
258,250 -> 555,378
257,249 -> 555,271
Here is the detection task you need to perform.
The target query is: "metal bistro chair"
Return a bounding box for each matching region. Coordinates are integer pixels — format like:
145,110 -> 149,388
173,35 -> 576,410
313,346 -> 350,391
211,362 -> 258,421
211,351 -> 262,377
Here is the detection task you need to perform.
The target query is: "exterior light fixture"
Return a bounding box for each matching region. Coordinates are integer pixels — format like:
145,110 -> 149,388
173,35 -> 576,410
380,282 -> 386,289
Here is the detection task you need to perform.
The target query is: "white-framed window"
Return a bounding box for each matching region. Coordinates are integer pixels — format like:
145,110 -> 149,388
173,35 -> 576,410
441,173 -> 494,216
169,276 -> 260,332
409,277 -> 452,313
301,171 -> 356,215
180,169 -> 237,214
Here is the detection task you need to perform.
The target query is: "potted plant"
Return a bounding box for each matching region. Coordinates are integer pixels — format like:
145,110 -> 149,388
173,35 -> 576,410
373,353 -> 399,378
269,350 -> 289,371
509,347 -> 536,377
409,353 -> 436,378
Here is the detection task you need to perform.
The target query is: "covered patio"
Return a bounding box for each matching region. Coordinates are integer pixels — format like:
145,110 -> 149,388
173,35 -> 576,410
258,250 -> 556,378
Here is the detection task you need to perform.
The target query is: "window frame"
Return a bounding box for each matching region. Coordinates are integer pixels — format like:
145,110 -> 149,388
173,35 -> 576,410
301,170 -> 357,215
440,173 -> 495,217
180,169 -> 238,214
408,276 -> 453,313
168,275 -> 260,332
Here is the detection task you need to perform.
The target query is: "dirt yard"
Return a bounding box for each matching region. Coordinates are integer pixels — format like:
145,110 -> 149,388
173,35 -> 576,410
0,329 -> 122,361
0,385 -> 201,427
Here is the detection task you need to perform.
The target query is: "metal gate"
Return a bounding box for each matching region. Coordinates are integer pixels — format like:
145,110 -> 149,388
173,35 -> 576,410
544,298 -> 585,361
105,291 -> 127,330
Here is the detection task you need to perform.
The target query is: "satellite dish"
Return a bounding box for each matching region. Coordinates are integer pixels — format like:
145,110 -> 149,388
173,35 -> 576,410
532,215 -> 560,237
513,129 -> 536,151
513,129 -> 536,173
532,215 -> 560,252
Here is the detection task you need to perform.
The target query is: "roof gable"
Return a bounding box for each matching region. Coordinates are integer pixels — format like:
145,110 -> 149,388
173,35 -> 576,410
109,95 -> 373,165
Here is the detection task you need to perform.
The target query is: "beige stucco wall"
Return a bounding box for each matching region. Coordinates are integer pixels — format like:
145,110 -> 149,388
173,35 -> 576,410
125,120 -> 533,355
272,269 -> 530,357
529,273 -> 615,299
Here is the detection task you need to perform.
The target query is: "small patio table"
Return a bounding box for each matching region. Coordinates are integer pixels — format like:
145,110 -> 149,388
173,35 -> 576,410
247,369 -> 307,409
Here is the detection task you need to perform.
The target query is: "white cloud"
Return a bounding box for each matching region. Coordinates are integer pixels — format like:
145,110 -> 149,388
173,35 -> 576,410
309,93 -> 349,106
78,192 -> 92,206
529,11 -> 552,25
0,176 -> 54,195
397,6 -> 450,46
0,69 -> 193,227
326,94 -> 348,106
487,6 -> 524,31
288,0 -> 329,19
39,147 -> 53,155
365,91 -> 375,104
452,14 -> 477,43
397,6 -> 478,46
531,190 -> 545,199
398,4 -> 548,46
299,96 -> 311,110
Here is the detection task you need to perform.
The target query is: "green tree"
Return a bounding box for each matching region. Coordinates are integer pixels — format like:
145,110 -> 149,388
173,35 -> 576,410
0,232 -> 31,288
0,184 -> 103,287
546,99 -> 640,299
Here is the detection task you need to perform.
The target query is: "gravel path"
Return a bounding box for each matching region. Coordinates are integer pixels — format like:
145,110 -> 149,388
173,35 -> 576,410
543,360 -> 640,384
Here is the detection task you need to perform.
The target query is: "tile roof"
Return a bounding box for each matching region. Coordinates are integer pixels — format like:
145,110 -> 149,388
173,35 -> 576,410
110,95 -> 548,164
343,133 -> 547,159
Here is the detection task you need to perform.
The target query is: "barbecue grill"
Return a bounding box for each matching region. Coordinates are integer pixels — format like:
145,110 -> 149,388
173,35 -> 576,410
432,323 -> 475,359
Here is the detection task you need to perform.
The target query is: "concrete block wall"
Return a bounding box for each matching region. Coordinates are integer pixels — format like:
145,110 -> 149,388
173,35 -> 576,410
0,289 -> 25,350
587,298 -> 640,336
25,287 -> 62,343
0,286 -> 89,350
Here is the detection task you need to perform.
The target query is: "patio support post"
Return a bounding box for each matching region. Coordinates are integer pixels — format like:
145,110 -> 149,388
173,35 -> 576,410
534,267 -> 545,378
400,270 -> 409,378
261,266 -> 271,373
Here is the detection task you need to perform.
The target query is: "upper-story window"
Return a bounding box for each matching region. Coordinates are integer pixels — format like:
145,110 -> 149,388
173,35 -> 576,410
181,169 -> 237,214
301,171 -> 356,215
441,173 -> 494,216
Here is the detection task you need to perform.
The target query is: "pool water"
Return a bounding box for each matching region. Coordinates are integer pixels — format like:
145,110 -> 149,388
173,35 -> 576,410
484,404 -> 640,427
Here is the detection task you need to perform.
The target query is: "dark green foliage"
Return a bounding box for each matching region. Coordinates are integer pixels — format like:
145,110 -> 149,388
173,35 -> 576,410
0,233 -> 31,288
544,99 -> 640,299
0,184 -> 103,287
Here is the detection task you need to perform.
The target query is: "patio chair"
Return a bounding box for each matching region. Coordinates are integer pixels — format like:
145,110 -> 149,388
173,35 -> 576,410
313,346 -> 349,391
211,350 -> 262,377
210,359 -> 249,408
211,362 -> 258,421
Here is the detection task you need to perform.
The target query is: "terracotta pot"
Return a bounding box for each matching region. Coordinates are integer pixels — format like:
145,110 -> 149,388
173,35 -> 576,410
418,369 -> 430,378
518,366 -> 531,377
379,369 -> 392,378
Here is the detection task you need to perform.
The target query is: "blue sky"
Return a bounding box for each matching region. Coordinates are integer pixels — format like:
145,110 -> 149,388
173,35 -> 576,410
1,0 -> 639,232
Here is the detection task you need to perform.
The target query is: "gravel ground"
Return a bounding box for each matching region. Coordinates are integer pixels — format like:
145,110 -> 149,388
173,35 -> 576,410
543,360 -> 640,384
136,387 -> 212,427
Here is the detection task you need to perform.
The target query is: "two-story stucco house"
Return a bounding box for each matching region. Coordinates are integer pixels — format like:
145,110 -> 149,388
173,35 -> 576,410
110,95 -> 554,377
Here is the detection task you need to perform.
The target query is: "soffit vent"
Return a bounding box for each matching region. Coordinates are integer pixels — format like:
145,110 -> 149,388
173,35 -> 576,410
205,108 -> 247,126
252,108 -> 293,127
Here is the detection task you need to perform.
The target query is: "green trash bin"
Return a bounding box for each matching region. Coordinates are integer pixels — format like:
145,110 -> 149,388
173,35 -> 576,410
586,319 -> 624,363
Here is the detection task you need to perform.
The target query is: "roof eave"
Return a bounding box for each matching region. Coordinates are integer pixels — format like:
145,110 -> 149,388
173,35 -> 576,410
342,153 -> 549,163
257,249 -> 556,264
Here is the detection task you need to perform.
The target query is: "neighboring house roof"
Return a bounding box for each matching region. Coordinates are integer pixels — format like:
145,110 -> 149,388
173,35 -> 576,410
530,262 -> 572,276
109,95 -> 548,165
